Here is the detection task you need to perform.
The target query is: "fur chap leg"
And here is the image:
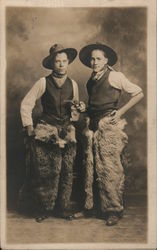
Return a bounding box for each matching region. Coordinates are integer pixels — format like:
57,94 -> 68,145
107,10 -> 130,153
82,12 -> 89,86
82,130 -> 94,210
31,141 -> 62,212
94,118 -> 127,213
57,142 -> 76,210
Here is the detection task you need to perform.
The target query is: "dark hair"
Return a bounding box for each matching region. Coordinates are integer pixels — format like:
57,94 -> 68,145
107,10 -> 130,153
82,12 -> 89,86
90,49 -> 108,59
56,51 -> 69,59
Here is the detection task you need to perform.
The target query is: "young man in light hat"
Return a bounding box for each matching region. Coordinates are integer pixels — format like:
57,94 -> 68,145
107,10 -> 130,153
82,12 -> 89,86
20,44 -> 84,222
79,43 -> 144,226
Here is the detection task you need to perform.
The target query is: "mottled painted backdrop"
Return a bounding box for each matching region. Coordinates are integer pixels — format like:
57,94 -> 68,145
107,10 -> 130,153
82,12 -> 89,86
6,7 -> 147,209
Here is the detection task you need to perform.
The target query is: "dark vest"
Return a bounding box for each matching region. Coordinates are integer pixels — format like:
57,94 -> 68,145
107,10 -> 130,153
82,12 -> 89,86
87,69 -> 121,118
41,75 -> 73,124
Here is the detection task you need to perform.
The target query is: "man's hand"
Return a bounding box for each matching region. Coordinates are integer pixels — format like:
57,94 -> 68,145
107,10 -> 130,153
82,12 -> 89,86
77,101 -> 86,113
26,125 -> 35,137
109,92 -> 144,125
109,110 -> 122,125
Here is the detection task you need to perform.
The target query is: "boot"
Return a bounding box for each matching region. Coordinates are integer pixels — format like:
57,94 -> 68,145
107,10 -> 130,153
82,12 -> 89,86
35,209 -> 51,223
106,212 -> 122,226
35,214 -> 48,223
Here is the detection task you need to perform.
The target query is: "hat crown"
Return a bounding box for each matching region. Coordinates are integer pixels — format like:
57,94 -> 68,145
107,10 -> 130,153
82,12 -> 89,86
95,42 -> 103,45
49,44 -> 65,55
43,44 -> 77,69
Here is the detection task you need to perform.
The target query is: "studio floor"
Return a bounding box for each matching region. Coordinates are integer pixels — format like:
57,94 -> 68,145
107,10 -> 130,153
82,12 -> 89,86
6,194 -> 147,244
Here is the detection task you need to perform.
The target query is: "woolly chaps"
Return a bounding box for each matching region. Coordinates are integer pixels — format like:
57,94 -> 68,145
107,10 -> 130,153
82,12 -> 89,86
20,122 -> 76,213
82,117 -> 128,213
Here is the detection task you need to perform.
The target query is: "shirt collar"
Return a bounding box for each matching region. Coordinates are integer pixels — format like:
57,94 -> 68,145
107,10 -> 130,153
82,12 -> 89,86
91,67 -> 108,81
51,74 -> 68,88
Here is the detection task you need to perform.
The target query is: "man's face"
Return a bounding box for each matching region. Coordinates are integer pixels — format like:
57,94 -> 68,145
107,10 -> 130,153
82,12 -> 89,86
53,52 -> 69,75
90,49 -> 108,73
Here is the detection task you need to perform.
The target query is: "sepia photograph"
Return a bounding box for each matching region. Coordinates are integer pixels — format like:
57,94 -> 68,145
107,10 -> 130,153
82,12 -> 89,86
0,0 -> 156,249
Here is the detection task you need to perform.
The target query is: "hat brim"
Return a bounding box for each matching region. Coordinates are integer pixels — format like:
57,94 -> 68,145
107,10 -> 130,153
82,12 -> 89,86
42,48 -> 77,70
79,44 -> 117,67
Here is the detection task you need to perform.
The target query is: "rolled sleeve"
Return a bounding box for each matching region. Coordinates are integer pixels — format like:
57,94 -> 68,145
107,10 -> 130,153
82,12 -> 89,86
71,79 -> 79,102
109,71 -> 143,96
20,78 -> 46,127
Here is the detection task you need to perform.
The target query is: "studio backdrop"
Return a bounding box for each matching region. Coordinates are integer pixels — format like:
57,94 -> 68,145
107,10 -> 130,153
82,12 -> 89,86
6,7 -> 147,210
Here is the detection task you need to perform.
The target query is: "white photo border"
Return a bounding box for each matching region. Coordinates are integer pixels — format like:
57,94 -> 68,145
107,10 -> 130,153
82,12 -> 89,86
0,0 -> 156,249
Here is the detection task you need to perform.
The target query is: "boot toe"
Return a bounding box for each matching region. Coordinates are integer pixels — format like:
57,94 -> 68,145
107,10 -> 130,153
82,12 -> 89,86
106,215 -> 119,226
35,215 -> 48,223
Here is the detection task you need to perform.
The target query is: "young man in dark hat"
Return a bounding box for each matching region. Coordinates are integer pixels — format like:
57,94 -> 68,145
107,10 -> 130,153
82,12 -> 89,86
79,43 -> 144,226
20,44 -> 84,222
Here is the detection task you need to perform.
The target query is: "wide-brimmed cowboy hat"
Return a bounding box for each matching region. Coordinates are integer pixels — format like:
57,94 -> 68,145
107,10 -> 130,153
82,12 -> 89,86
79,43 -> 118,67
42,44 -> 77,69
